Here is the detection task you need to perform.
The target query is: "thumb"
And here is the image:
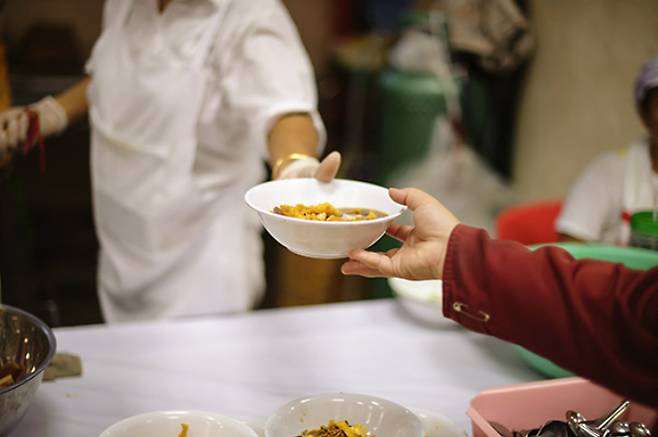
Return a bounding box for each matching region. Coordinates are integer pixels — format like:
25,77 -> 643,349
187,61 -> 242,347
347,249 -> 396,277
389,187 -> 439,212
314,151 -> 341,183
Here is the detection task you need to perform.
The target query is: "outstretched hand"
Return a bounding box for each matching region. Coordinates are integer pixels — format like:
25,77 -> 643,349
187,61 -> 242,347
341,187 -> 459,280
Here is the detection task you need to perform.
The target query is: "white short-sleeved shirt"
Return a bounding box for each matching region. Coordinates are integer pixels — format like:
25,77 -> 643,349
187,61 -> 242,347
556,139 -> 658,244
89,0 -> 325,192
85,0 -> 325,319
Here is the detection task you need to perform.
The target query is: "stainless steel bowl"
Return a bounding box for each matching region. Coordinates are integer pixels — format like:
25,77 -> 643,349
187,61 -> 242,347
0,305 -> 56,436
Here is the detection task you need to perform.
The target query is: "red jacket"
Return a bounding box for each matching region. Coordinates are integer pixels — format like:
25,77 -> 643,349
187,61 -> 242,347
442,225 -> 658,407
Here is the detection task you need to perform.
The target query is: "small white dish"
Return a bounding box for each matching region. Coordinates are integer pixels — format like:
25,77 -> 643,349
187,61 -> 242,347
244,178 -> 405,259
226,409 -> 464,437
388,278 -> 455,328
264,393 -> 423,437
411,409 -> 466,437
99,410 -> 260,437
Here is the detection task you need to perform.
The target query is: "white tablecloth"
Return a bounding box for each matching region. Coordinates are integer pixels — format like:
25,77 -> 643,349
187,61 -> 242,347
12,300 -> 541,436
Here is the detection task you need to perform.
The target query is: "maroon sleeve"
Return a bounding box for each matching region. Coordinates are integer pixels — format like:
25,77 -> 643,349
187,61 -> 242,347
442,224 -> 658,407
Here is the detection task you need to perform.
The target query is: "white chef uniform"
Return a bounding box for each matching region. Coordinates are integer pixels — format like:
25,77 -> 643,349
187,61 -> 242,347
86,0 -> 324,321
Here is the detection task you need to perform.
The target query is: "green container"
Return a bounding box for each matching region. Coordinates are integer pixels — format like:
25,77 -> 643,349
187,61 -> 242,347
377,67 -> 447,184
372,67 -> 449,298
515,243 -> 658,378
630,211 -> 658,251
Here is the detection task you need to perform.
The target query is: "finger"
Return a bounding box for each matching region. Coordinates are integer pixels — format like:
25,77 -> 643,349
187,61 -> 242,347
17,112 -> 29,143
347,249 -> 396,277
386,223 -> 414,242
340,260 -> 386,278
388,187 -> 440,212
314,151 -> 341,182
6,116 -> 20,147
385,247 -> 400,257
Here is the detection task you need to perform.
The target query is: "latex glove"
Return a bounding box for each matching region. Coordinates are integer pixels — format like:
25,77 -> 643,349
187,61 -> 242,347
341,187 -> 460,280
0,96 -> 68,155
0,107 -> 28,158
277,151 -> 341,183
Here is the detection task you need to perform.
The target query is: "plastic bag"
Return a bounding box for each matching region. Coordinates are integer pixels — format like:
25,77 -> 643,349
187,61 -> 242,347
389,117 -> 517,233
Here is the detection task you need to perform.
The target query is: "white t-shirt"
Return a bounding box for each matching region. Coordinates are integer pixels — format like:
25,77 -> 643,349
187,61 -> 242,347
556,139 -> 658,244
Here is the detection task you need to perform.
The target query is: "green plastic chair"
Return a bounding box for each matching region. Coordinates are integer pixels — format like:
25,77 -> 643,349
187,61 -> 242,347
516,243 -> 658,378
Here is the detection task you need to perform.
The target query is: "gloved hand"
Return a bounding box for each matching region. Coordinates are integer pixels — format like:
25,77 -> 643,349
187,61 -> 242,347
277,151 -> 341,182
0,95 -> 68,157
341,187 -> 460,280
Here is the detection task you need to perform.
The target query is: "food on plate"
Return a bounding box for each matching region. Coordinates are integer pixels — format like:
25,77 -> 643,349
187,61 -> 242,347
273,203 -> 385,221
178,423 -> 189,437
298,420 -> 372,437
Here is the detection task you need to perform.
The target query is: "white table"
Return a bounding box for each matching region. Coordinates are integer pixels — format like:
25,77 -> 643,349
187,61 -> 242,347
12,300 -> 541,437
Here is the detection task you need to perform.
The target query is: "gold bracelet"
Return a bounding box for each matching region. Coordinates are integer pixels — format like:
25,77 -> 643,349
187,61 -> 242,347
271,153 -> 314,179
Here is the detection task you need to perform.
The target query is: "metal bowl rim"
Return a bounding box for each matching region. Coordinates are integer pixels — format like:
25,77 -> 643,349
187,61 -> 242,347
0,304 -> 57,396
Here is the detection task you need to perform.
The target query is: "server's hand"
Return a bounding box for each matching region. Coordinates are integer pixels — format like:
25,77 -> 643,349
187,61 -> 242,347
0,106 -> 29,156
277,151 -> 341,182
0,96 -> 68,155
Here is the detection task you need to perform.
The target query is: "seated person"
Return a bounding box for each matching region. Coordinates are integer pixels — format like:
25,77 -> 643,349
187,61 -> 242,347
556,54 -> 658,244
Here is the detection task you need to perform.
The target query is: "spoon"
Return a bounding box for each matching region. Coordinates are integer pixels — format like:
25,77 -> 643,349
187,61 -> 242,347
567,411 -> 610,437
568,411 -> 596,437
629,423 -> 652,437
596,402 -> 631,431
567,401 -> 630,437
610,422 -> 630,436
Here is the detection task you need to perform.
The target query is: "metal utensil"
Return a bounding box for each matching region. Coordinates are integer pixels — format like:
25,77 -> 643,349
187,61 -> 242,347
527,421 -> 573,437
609,421 -> 630,436
567,411 -> 609,437
595,402 -> 631,431
629,423 -> 652,437
568,411 -> 594,437
567,401 -> 630,437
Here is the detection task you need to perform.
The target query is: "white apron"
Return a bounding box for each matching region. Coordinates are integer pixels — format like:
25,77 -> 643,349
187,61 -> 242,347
619,141 -> 658,245
87,0 -> 259,322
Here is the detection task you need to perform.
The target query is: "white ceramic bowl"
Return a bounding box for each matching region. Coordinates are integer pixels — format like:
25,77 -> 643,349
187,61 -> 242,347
388,278 -> 454,328
265,393 -> 423,437
99,410 -> 260,437
412,409 -> 466,437
244,179 -> 405,259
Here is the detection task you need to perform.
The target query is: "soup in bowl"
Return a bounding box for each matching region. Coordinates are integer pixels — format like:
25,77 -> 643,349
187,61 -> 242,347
265,393 -> 424,437
244,179 -> 406,259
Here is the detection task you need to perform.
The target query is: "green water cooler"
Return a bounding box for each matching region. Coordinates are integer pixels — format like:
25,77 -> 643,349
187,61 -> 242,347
376,67 -> 448,183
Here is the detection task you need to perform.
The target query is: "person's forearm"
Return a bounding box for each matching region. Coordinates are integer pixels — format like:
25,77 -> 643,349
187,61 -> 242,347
442,225 -> 658,407
53,76 -> 90,126
267,113 -> 318,167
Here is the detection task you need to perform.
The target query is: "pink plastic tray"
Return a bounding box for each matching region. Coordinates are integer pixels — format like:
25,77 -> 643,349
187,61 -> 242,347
468,377 -> 657,437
